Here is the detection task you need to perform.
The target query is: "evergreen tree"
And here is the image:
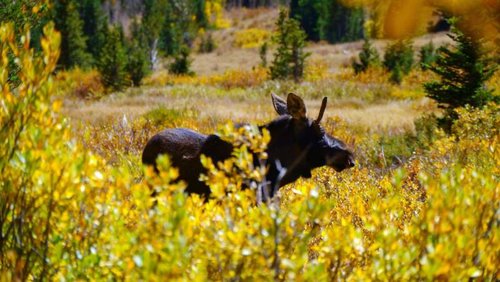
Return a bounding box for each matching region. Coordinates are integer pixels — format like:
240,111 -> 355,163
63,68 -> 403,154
126,19 -> 151,87
158,0 -> 208,57
169,45 -> 194,75
126,39 -> 150,87
270,9 -> 309,82
79,0 -> 108,65
193,0 -> 209,29
352,37 -> 380,74
163,0 -> 199,54
389,64 -> 404,85
260,41 -> 268,67
343,8 -> 364,42
53,0 -> 92,69
159,8 -> 182,56
97,26 -> 129,91
143,0 -> 169,69
424,23 -> 497,131
383,40 -> 414,84
144,0 -> 202,64
419,41 -> 437,70
326,1 -> 364,42
290,0 -> 319,41
199,32 -> 216,53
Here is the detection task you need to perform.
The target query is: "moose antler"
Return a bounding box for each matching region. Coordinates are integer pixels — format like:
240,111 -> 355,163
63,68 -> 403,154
315,97 -> 327,124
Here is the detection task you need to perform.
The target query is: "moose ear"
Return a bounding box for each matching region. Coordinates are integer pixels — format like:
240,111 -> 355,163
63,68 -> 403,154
271,93 -> 288,115
286,93 -> 307,120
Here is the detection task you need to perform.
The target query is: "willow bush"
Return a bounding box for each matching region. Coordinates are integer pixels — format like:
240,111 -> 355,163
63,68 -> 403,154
1,23 -> 498,281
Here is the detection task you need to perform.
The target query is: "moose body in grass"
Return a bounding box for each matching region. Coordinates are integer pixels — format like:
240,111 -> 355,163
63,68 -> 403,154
142,93 -> 355,199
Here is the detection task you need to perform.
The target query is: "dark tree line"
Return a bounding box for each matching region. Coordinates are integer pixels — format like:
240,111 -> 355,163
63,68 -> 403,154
225,0 -> 286,9
290,0 -> 364,44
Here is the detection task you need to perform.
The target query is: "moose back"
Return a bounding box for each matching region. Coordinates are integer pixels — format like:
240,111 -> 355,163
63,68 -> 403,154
142,93 -> 355,199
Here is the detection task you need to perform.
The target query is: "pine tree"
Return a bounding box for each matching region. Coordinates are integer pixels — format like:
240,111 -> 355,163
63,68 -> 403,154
126,39 -> 150,87
143,0 -> 169,69
260,42 -> 268,67
193,0 -> 208,29
327,1 -> 364,43
126,19 -> 151,86
53,0 -> 92,69
383,40 -> 414,84
343,8 -> 364,42
169,45 -> 194,75
79,0 -> 108,65
270,9 -> 309,82
390,64 -> 404,84
352,37 -> 380,74
199,32 -> 216,53
159,10 -> 182,56
424,23 -> 497,131
419,41 -> 436,70
290,0 -> 319,41
97,26 -> 129,91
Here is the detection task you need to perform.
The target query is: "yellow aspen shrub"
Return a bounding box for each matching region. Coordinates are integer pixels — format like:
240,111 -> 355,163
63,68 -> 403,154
205,0 -> 231,29
304,60 -> 330,82
54,67 -> 104,99
234,28 -> 271,49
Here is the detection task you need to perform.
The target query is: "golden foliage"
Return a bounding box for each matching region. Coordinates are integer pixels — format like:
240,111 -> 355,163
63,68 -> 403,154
336,67 -> 390,84
304,60 -> 331,82
234,28 -> 271,49
342,0 -> 499,41
205,0 -> 231,29
55,68 -> 104,99
144,67 -> 268,89
336,68 -> 436,99
1,22 -> 499,281
209,67 -> 269,89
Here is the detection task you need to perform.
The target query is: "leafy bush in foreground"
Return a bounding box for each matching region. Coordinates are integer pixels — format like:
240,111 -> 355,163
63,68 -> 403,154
1,22 -> 498,281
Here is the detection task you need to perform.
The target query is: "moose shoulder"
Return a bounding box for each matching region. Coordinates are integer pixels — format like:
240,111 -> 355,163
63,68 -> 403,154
142,93 -> 355,198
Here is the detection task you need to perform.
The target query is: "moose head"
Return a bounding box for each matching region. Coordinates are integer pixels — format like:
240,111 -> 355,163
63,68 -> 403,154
142,93 -> 355,199
261,93 -> 355,192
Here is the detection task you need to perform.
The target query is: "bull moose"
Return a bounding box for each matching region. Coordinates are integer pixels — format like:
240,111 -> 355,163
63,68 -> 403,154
142,93 -> 355,199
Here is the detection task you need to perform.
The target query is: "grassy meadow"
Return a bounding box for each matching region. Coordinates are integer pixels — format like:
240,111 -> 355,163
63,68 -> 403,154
1,5 -> 499,281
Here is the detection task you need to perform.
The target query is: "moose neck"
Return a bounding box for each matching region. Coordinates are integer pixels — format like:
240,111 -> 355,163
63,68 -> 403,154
257,116 -> 316,194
